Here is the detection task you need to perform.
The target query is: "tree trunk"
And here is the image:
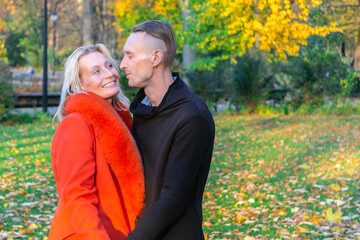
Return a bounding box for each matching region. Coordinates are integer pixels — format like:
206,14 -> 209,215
354,29 -> 360,70
341,41 -> 346,57
83,0 -> 93,45
179,0 -> 195,85
102,0 -> 108,45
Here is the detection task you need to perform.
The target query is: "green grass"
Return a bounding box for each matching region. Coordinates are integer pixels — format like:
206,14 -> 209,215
0,118 -> 57,239
1,114 -> 360,239
204,114 -> 360,239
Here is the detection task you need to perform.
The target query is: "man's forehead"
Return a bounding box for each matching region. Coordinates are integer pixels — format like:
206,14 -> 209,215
128,31 -> 147,43
123,32 -> 149,52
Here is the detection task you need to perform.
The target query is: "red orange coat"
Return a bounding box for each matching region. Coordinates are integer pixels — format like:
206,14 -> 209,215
49,93 -> 144,240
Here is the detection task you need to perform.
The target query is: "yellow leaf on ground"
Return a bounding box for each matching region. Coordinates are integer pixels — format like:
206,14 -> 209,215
312,216 -> 322,225
278,209 -> 287,216
325,208 -> 342,223
244,237 -> 256,240
330,183 -> 341,191
236,214 -> 246,224
35,159 -> 41,166
20,229 -> 35,234
29,223 -> 38,229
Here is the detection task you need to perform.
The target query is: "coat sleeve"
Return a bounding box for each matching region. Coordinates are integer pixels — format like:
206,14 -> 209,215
126,114 -> 215,239
52,113 -> 110,239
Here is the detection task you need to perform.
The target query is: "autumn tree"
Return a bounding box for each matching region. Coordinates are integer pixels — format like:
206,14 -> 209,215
83,0 -> 93,45
0,0 -> 123,67
0,0 -> 14,62
187,0 -> 341,69
179,0 -> 195,75
113,0 -> 182,38
0,0 -> 75,67
113,0 -> 194,68
0,17 -> 7,62
320,1 -> 360,69
50,0 -> 119,56
90,0 -> 120,53
1,0 -> 45,66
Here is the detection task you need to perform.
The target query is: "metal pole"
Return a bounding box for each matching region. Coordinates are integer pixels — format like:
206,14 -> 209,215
42,0 -> 48,113
52,19 -> 56,75
51,11 -> 57,75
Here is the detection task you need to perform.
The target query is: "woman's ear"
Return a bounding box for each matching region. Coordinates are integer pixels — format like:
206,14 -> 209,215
152,49 -> 163,68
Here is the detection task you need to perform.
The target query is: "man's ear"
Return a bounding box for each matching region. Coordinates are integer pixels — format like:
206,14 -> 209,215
152,49 -> 163,68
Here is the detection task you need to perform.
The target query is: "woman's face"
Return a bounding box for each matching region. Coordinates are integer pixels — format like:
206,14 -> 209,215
79,51 -> 120,102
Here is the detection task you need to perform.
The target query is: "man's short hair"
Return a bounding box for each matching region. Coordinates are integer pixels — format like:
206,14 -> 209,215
132,20 -> 176,68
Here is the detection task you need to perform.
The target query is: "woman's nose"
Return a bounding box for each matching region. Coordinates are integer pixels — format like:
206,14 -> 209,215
104,68 -> 114,77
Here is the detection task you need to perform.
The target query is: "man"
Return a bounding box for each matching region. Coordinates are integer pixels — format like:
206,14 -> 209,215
120,20 -> 215,240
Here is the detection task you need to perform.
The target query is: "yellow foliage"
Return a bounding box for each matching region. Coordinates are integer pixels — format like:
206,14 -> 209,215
0,19 -> 6,61
113,0 -> 182,51
192,0 -> 341,62
113,0 -> 341,69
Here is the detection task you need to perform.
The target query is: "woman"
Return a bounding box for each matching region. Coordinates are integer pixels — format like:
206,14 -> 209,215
49,44 -> 144,240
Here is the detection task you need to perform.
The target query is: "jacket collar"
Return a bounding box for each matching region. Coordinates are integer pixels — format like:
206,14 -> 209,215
65,92 -> 144,226
130,72 -> 187,118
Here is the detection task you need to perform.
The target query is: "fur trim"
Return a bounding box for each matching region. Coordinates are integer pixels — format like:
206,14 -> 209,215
65,92 -> 144,226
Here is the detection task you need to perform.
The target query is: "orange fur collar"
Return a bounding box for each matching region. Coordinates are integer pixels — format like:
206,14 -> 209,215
65,92 -> 144,223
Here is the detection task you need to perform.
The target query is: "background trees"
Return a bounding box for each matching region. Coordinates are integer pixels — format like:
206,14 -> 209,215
1,0 -> 358,112
187,0 -> 340,68
320,0 -> 360,69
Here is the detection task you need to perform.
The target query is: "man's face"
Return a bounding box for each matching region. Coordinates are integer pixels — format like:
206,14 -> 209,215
120,32 -> 154,88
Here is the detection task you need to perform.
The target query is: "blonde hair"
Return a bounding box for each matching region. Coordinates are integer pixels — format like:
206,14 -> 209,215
53,43 -> 130,122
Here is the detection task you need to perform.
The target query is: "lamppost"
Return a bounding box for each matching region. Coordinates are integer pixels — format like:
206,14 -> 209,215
42,0 -> 48,113
50,11 -> 57,75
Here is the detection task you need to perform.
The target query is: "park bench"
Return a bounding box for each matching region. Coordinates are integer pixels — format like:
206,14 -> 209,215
15,92 -> 60,108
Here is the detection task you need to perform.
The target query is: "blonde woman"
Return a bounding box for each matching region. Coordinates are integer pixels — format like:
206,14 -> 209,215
49,44 -> 144,240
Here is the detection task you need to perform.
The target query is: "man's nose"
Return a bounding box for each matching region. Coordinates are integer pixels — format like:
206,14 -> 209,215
120,58 -> 127,70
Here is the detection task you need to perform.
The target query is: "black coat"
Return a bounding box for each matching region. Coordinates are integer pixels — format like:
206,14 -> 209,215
126,73 -> 215,240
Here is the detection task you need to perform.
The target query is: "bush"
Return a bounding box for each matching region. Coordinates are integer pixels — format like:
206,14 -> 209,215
256,104 -> 285,115
342,71 -> 360,97
0,60 -> 15,119
5,31 -> 27,66
294,99 -> 360,115
1,111 -> 52,124
281,34 -> 348,107
188,60 -> 232,103
232,51 -> 275,112
317,99 -> 360,115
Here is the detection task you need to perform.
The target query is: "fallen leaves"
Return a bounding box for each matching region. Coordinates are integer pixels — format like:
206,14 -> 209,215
0,122 -> 57,239
203,114 -> 360,239
1,114 -> 360,239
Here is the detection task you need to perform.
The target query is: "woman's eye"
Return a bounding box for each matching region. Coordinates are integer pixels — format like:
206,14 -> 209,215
93,70 -> 99,74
